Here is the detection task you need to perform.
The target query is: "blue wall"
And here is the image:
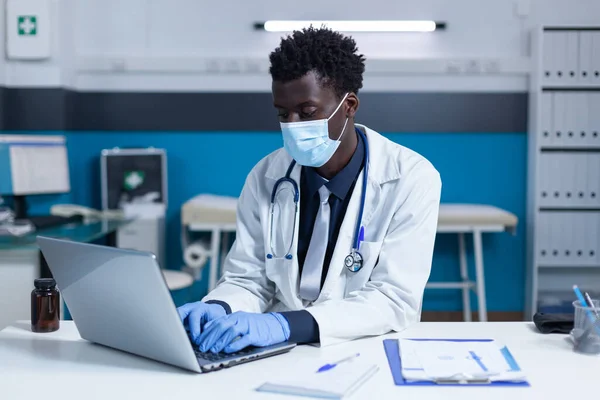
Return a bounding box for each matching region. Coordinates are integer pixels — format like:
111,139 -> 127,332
22,130 -> 527,312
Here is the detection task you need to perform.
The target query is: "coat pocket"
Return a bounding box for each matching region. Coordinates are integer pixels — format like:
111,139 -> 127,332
344,240 -> 384,296
265,257 -> 287,282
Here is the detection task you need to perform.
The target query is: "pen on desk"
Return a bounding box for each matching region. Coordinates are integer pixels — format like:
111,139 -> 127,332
317,353 -> 360,373
585,292 -> 599,318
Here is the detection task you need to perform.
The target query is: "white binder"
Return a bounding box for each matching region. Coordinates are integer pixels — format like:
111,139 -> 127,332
580,211 -> 590,266
593,32 -> 600,84
552,93 -> 565,147
551,213 -> 559,265
539,212 -> 550,264
539,154 -> 549,206
536,211 -> 548,262
592,93 -> 600,145
541,92 -> 553,147
562,92 -> 579,147
585,153 -> 593,206
565,211 -> 576,264
584,212 -> 593,265
590,154 -> 600,205
563,211 -> 572,265
571,93 -> 580,147
555,212 -> 564,264
593,213 -> 600,266
575,212 -> 586,265
554,32 -> 569,83
546,153 -> 557,207
565,32 -> 579,83
566,153 -> 575,205
564,153 -> 576,204
554,152 -> 563,204
579,93 -> 591,147
537,154 -> 544,205
575,153 -> 587,207
585,212 -> 596,266
579,32 -> 594,84
582,153 -> 591,207
573,93 -> 581,146
557,212 -> 567,265
543,32 -> 557,84
563,152 -> 571,205
550,212 -> 560,265
545,31 -> 571,85
554,153 -> 564,206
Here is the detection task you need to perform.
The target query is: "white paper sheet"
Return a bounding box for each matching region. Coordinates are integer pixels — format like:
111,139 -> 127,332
257,360 -> 378,399
398,339 -> 527,383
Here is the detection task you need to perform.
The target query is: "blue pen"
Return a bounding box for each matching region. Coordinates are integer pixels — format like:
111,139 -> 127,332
572,285 -> 598,327
357,226 -> 365,249
317,353 -> 360,373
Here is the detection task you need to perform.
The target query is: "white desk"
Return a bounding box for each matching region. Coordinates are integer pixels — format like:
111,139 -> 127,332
0,321 -> 589,400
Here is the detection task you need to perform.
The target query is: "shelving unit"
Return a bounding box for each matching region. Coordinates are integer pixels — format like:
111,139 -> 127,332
526,26 -> 600,319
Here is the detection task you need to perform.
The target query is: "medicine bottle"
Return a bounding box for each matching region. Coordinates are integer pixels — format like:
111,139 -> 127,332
31,278 -> 60,333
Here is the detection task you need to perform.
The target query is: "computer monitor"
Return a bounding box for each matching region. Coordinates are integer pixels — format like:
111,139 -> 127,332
0,135 -> 70,219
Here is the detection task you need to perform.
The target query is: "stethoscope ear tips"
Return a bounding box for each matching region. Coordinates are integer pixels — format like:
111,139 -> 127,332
266,254 -> 293,260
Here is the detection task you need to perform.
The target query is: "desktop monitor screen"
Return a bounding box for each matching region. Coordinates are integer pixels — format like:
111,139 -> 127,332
0,134 -> 70,196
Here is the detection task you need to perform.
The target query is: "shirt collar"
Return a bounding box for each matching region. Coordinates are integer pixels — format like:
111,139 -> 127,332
302,129 -> 365,200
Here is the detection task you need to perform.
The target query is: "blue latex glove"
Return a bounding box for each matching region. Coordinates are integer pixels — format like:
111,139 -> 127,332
197,311 -> 290,354
177,301 -> 227,346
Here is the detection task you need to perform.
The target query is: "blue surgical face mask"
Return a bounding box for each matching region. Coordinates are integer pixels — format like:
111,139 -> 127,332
280,93 -> 350,167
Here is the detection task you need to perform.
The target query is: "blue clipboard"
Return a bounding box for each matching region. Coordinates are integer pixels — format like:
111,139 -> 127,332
383,338 -> 530,387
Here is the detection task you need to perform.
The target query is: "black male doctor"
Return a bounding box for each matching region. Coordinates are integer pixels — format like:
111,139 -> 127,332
177,26 -> 442,353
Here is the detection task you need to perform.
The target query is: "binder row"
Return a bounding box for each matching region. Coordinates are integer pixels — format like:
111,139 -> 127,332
543,31 -> 600,85
536,211 -> 600,266
538,153 -> 600,207
539,92 -> 600,148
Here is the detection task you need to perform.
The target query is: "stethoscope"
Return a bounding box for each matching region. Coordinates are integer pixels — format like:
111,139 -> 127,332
266,127 -> 369,273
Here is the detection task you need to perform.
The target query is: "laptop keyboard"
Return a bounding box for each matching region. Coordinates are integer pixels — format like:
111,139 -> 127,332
186,330 -> 296,372
194,347 -> 255,361
187,330 -> 255,361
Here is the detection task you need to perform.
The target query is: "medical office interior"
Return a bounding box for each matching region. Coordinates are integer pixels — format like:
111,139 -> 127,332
0,0 -> 599,334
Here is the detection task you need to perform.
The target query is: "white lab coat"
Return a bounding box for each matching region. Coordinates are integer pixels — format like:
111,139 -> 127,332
203,124 -> 442,347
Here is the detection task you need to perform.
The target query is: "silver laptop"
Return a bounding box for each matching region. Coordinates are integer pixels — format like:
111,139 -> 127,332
36,236 -> 296,373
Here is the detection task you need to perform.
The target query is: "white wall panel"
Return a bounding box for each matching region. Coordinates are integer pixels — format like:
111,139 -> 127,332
3,0 -> 600,90
137,0 -> 524,58
75,0 -> 148,55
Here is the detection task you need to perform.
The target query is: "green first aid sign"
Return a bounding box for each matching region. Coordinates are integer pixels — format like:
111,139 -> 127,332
18,16 -> 37,36
123,171 -> 145,191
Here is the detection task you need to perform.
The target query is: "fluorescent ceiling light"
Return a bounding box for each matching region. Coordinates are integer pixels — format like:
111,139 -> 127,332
259,20 -> 442,32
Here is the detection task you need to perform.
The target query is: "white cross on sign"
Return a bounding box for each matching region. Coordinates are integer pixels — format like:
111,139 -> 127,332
124,172 -> 144,190
18,16 -> 36,36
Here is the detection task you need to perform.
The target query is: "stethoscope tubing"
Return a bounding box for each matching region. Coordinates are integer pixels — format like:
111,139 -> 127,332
268,127 -> 369,267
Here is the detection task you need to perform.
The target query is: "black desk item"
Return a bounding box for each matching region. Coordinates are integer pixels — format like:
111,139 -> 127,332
27,215 -> 84,230
533,312 -> 574,334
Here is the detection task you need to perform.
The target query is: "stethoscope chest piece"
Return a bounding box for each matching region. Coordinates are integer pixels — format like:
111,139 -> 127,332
345,250 -> 363,273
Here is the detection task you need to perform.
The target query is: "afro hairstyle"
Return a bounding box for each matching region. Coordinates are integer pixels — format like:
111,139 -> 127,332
269,26 -> 366,99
